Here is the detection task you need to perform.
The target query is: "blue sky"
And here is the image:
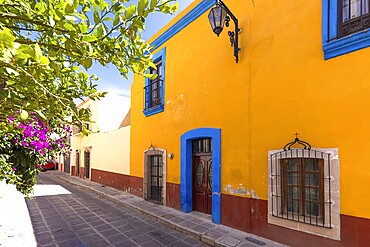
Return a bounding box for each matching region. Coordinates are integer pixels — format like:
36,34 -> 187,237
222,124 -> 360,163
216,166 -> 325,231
90,0 -> 194,95
91,0 -> 195,131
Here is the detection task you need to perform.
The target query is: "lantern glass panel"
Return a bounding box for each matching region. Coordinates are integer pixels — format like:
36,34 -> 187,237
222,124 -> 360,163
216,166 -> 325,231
208,6 -> 227,35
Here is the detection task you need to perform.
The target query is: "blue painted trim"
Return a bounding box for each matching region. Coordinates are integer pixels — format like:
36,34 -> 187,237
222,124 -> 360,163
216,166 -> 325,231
143,47 -> 166,117
180,128 -> 221,224
323,30 -> 370,59
151,0 -> 214,50
322,0 -> 370,59
143,104 -> 164,116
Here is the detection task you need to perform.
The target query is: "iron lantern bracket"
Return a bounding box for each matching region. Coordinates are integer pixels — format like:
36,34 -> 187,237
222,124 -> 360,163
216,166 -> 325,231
216,0 -> 241,63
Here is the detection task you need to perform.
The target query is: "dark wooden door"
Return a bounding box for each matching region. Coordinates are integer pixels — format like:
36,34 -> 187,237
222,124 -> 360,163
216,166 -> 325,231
84,151 -> 90,179
64,155 -> 70,173
192,155 -> 212,214
76,151 -> 80,176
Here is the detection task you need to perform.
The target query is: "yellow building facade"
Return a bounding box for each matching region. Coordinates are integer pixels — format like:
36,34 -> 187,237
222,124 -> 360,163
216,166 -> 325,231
130,1 -> 370,246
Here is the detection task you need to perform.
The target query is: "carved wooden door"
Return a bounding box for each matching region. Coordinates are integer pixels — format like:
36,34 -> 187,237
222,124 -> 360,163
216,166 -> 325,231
192,154 -> 212,215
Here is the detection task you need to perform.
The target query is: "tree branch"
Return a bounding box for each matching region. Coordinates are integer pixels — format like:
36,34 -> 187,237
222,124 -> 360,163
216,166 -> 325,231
0,12 -> 68,33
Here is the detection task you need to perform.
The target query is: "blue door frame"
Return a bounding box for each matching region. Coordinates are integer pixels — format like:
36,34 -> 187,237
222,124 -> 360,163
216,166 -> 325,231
180,128 -> 221,224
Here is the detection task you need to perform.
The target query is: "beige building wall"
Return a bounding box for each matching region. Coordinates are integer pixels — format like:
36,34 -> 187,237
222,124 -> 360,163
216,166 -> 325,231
72,126 -> 130,175
71,96 -> 130,177
90,126 -> 130,174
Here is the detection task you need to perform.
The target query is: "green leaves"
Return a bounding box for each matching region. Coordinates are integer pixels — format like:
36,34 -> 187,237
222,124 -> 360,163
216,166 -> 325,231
0,27 -> 15,48
125,4 -> 136,19
83,58 -> 93,70
82,34 -> 98,42
0,0 -> 179,195
138,0 -> 149,15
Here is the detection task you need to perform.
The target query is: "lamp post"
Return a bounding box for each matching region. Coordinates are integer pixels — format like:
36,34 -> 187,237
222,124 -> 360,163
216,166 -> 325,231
208,0 -> 241,63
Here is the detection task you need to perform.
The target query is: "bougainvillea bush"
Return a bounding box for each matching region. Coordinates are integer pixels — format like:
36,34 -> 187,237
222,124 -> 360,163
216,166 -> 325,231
0,0 -> 178,195
0,110 -> 72,194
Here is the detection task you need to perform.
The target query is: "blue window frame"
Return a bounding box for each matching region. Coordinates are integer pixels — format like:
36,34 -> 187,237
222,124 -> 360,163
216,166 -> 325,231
143,48 -> 166,117
323,0 -> 370,59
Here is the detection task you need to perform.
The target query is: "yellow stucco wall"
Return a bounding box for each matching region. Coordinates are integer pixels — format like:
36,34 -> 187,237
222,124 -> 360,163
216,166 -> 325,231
130,0 -> 370,219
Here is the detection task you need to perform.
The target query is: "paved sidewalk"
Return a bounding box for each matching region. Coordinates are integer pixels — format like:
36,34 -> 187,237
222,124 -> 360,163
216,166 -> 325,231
55,171 -> 287,247
0,180 -> 36,247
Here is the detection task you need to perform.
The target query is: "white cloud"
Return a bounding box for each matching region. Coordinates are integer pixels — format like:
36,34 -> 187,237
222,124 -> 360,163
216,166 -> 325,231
97,90 -> 131,132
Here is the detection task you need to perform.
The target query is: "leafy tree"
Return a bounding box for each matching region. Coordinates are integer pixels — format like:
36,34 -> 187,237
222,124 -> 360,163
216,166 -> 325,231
0,0 -> 178,194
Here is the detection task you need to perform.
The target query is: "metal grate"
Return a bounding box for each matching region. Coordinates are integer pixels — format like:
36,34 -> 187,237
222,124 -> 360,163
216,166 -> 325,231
338,0 -> 370,38
143,77 -> 162,110
192,138 -> 212,154
270,149 -> 332,228
149,155 -> 163,203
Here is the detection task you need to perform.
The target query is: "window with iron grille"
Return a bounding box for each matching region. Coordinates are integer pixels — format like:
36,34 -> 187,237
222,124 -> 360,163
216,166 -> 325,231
144,60 -> 162,109
268,147 -> 341,240
143,48 -> 166,117
338,0 -> 370,37
280,158 -> 324,221
143,148 -> 167,206
323,0 -> 370,59
149,155 -> 163,203
192,138 -> 212,154
271,150 -> 331,227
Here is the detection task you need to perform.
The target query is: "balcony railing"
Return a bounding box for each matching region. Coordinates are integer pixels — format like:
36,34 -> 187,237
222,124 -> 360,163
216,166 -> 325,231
144,78 -> 162,110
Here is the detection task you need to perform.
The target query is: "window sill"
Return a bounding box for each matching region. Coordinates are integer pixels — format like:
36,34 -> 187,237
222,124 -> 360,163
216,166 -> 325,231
272,213 -> 326,227
268,214 -> 340,240
143,104 -> 164,117
323,28 -> 370,59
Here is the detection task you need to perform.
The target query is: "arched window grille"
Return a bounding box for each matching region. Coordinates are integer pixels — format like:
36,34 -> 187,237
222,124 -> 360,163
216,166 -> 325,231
270,138 -> 333,228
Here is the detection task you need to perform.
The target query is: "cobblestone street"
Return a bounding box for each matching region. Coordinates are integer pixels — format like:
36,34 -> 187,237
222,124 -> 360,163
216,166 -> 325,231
26,172 -> 206,247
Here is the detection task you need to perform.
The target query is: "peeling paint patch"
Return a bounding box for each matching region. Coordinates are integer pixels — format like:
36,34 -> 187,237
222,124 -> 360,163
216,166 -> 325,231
224,183 -> 251,196
166,94 -> 187,121
251,190 -> 259,199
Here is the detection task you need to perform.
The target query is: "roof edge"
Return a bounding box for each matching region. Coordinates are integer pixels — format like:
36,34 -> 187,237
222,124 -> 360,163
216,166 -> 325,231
150,0 -> 214,50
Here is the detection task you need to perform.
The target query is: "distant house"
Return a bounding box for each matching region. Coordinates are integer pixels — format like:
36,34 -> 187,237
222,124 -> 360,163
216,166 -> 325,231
127,0 -> 370,246
70,94 -> 131,192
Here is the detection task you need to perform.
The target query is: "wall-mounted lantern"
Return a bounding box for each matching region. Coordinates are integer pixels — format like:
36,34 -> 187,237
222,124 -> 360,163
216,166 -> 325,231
208,0 -> 241,63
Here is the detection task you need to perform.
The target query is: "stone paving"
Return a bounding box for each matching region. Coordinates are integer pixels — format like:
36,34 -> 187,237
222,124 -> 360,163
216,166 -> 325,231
27,172 -> 207,247
52,171 -> 288,247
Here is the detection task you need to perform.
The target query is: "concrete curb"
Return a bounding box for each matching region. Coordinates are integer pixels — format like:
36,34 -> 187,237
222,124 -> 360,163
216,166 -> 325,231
56,172 -> 288,247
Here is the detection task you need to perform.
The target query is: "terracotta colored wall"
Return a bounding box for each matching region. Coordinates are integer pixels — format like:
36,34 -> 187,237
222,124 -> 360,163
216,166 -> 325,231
91,169 -> 130,192
166,182 -> 180,210
221,196 -> 370,247
128,176 -> 143,197
221,194 -> 252,233
80,167 -> 84,179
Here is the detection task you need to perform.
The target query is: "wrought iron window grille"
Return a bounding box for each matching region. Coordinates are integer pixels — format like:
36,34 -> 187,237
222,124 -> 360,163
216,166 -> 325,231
143,77 -> 163,110
192,138 -> 212,154
148,155 -> 163,204
283,133 -> 311,150
338,0 -> 370,38
270,136 -> 333,229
